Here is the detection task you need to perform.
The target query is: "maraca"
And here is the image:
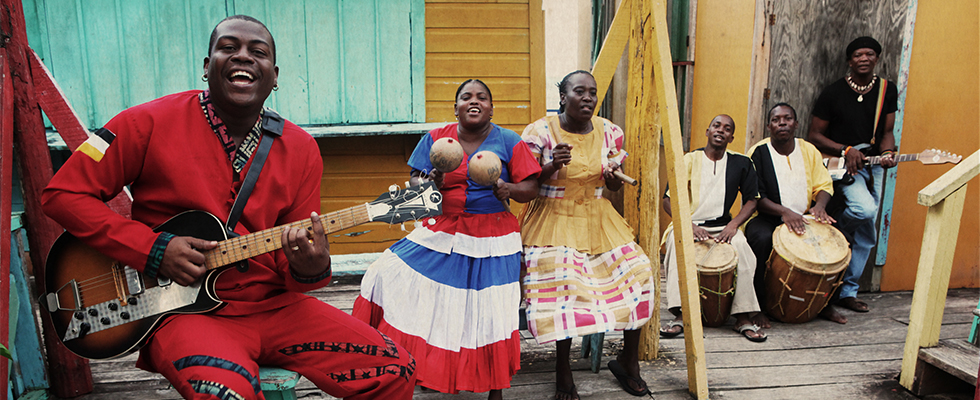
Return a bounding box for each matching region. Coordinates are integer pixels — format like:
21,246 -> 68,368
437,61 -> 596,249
468,151 -> 501,186
429,137 -> 464,172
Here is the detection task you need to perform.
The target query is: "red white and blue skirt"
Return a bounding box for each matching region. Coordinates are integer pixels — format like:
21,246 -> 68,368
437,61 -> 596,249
352,211 -> 522,394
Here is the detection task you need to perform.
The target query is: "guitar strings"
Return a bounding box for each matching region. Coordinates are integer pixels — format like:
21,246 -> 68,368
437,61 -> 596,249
68,206 -> 379,309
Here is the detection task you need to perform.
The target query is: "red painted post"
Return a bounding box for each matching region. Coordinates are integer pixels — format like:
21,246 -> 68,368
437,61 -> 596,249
1,47 -> 12,400
0,0 -> 94,396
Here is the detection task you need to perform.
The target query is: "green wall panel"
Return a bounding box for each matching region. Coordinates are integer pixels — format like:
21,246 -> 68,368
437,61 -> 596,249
23,0 -> 424,129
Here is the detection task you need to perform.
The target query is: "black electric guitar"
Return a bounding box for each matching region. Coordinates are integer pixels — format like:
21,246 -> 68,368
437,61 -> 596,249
823,148 -> 961,181
42,182 -> 443,360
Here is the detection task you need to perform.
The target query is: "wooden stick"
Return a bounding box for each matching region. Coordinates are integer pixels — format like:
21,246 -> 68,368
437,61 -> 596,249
613,170 -> 638,186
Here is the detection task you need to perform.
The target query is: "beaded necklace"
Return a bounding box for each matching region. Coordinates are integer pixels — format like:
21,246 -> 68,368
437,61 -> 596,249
846,74 -> 877,103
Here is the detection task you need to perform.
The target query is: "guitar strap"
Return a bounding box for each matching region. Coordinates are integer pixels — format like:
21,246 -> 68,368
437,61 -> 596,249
226,109 -> 284,238
870,79 -> 887,145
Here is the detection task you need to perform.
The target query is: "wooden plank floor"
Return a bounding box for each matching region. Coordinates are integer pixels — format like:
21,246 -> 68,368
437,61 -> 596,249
67,283 -> 978,400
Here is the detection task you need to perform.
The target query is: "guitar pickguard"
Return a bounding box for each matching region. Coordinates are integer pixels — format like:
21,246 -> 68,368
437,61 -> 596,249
60,269 -> 203,342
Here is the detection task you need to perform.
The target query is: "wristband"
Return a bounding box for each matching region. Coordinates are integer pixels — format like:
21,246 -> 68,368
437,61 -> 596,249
843,146 -> 852,157
839,145 -> 847,157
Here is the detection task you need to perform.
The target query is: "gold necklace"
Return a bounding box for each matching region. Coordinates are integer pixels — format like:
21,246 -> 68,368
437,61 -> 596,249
846,74 -> 877,103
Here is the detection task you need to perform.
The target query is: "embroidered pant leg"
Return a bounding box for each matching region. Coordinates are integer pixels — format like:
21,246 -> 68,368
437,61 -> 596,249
138,314 -> 267,400
258,298 -> 416,400
139,298 -> 416,400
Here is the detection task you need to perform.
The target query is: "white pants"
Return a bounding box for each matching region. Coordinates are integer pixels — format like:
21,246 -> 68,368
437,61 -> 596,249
664,225 -> 760,315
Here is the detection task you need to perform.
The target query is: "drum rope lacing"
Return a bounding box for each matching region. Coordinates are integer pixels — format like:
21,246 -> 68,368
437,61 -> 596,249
697,241 -> 737,297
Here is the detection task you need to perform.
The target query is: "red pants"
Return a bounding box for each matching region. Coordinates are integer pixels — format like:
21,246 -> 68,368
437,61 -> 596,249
137,297 -> 416,400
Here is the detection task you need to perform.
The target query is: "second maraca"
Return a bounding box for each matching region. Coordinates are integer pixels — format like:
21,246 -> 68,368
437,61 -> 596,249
429,137 -> 464,172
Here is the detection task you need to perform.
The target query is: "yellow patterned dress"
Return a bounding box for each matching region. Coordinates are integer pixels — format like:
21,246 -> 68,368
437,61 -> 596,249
519,115 -> 655,344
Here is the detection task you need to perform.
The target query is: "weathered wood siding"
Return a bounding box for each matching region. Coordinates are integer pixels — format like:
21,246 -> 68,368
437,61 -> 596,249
22,0 -> 425,128
766,0 -> 907,138
317,135 -> 421,254
424,0 -> 546,134
326,0 -> 545,254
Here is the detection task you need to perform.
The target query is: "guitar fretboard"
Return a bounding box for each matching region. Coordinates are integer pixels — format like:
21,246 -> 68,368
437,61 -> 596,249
203,204 -> 371,270
868,153 -> 917,166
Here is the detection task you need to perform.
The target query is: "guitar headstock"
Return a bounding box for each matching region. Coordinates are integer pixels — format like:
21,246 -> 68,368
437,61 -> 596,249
366,182 -> 443,224
918,149 -> 962,165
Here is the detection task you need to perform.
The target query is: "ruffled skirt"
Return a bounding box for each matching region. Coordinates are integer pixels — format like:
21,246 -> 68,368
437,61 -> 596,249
352,212 -> 521,394
521,196 -> 655,344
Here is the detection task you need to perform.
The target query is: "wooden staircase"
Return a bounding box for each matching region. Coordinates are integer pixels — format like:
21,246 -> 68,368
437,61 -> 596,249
899,150 -> 979,396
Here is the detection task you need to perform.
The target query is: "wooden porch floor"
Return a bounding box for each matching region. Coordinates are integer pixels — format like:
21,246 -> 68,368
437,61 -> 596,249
67,282 -> 978,400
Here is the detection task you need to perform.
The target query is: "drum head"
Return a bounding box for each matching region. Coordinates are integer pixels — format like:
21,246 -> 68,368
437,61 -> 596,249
772,222 -> 850,274
694,241 -> 737,273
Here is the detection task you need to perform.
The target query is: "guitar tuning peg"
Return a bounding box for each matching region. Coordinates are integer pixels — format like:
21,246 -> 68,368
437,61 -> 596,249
413,220 -> 423,230
428,218 -> 436,225
401,223 -> 407,232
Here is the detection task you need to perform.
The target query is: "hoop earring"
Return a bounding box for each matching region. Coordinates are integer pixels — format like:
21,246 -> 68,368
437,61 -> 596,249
201,74 -> 208,82
273,84 -> 279,91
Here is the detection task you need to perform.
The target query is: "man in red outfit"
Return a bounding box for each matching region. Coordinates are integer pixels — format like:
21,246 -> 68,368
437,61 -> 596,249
42,15 -> 415,399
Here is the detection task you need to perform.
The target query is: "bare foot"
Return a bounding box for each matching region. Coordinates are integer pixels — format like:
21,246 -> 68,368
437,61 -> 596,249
750,312 -> 771,329
819,305 -> 847,324
555,343 -> 578,400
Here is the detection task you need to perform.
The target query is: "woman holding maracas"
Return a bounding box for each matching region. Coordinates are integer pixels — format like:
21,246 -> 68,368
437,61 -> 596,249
353,79 -> 540,400
520,71 -> 655,399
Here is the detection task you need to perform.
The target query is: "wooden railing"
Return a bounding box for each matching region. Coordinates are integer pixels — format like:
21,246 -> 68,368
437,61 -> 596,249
899,149 -> 979,389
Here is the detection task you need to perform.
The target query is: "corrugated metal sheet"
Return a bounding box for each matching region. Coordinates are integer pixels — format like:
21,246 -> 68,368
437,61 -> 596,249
23,0 -> 425,129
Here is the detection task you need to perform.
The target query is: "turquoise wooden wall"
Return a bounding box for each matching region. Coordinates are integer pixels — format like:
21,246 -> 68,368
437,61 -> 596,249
22,0 -> 425,129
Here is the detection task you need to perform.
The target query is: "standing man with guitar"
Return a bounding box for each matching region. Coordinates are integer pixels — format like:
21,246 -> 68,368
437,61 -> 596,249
807,36 -> 898,317
41,15 -> 416,399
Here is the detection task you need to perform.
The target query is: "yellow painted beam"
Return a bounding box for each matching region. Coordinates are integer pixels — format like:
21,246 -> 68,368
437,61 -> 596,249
622,0 -> 660,361
650,0 -> 708,397
899,185 -> 967,389
591,0 -> 631,112
917,149 -> 979,207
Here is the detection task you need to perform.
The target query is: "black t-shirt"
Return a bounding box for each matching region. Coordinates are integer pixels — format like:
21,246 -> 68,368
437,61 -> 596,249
811,77 -> 898,155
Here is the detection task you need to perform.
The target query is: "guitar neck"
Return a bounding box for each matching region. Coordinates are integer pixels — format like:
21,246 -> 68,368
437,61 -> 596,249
203,204 -> 371,270
866,153 -> 917,166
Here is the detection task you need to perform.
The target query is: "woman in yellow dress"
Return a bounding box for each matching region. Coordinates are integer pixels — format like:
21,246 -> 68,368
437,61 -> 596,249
520,70 -> 655,399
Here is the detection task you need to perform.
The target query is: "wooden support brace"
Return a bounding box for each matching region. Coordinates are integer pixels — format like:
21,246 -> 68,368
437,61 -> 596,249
1,0 -> 94,395
592,0 -> 631,112
28,48 -> 132,217
899,185 -> 967,389
623,0 -> 663,362
1,47 -> 12,400
650,0 -> 708,397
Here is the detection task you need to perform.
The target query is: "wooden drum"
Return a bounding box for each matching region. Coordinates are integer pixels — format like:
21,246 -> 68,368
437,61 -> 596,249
695,241 -> 738,327
764,222 -> 850,323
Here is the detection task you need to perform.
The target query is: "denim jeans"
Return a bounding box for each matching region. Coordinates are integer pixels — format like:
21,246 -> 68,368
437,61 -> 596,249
836,165 -> 883,300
